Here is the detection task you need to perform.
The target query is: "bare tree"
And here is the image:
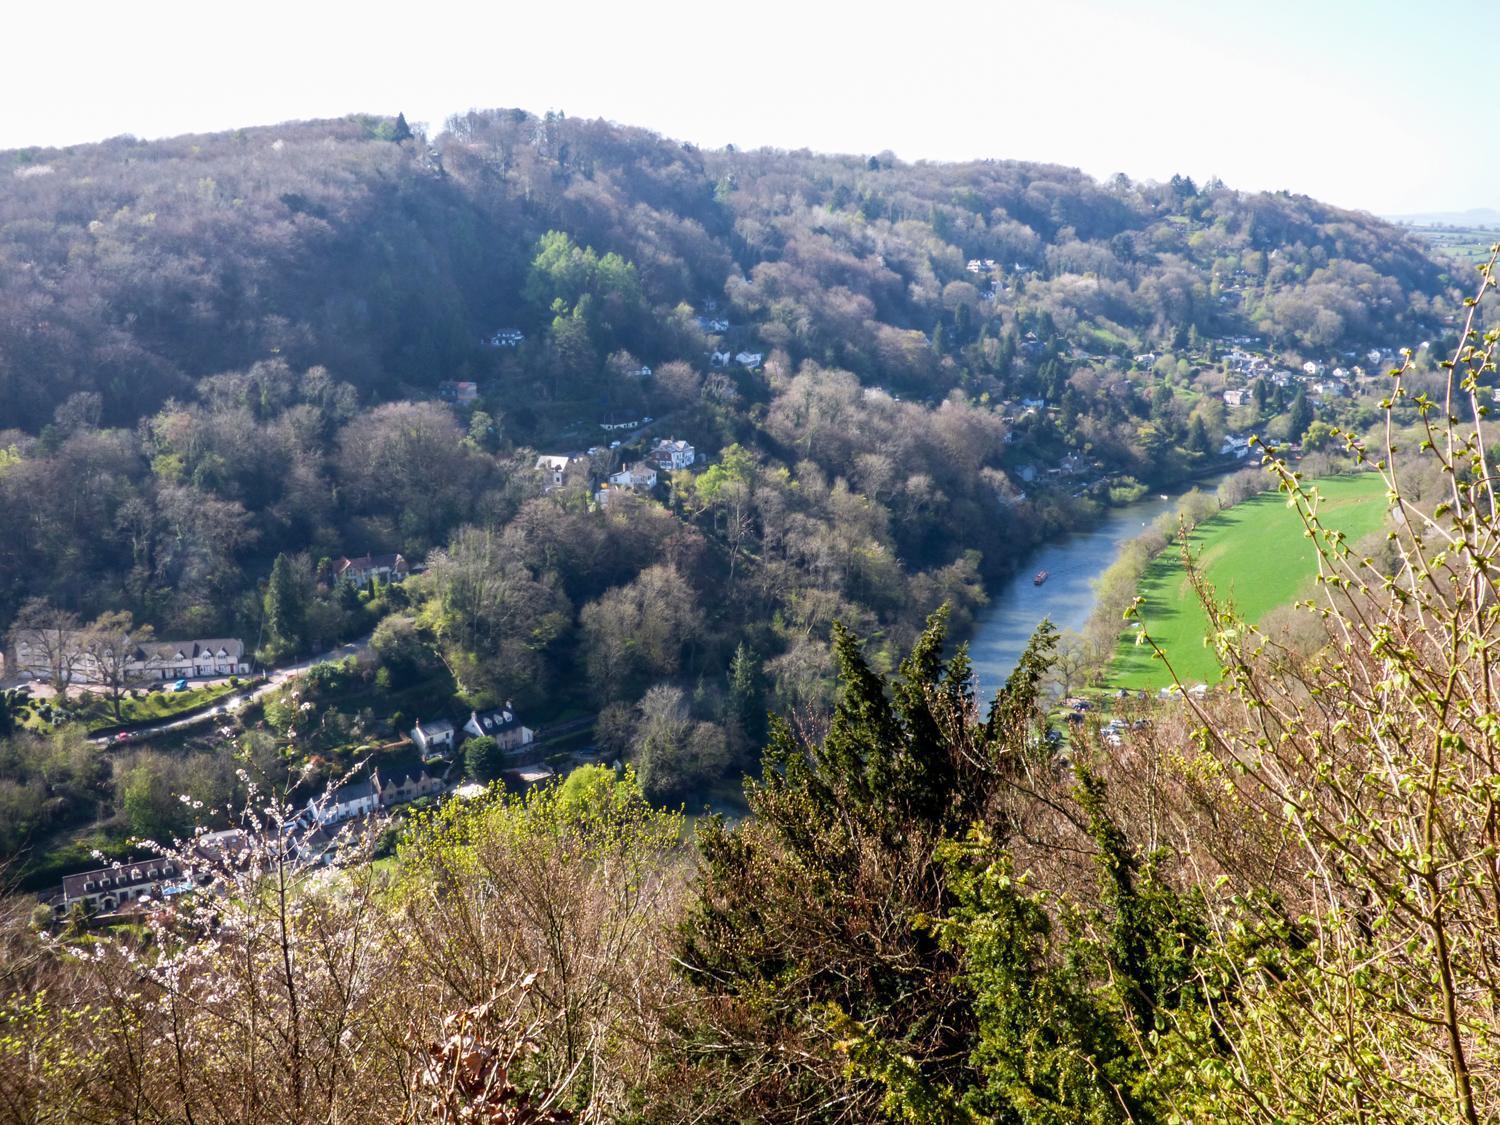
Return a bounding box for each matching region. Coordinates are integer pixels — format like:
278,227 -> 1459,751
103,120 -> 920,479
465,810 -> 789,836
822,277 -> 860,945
79,611 -> 153,722
7,599 -> 82,699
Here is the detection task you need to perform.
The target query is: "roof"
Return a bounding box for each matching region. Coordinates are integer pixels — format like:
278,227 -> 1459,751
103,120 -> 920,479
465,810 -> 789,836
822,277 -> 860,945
63,859 -> 184,899
468,706 -> 524,736
335,553 -> 407,575
15,632 -> 246,666
414,718 -> 456,736
326,776 -> 379,806
141,638 -> 246,663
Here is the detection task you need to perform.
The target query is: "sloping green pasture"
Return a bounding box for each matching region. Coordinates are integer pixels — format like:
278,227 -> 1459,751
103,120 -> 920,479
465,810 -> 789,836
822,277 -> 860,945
1110,474 -> 1388,689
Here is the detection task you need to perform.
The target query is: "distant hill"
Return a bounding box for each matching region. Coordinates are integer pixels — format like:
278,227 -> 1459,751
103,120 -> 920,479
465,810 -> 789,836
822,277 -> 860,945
1386,207 -> 1500,227
0,110 -> 1457,432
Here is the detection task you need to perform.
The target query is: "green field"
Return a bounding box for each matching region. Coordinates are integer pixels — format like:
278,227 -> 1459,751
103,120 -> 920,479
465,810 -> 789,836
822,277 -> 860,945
1405,225 -> 1499,266
1109,474 -> 1388,690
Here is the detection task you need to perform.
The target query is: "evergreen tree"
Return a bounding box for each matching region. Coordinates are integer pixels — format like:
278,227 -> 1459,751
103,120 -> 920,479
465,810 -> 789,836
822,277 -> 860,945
391,112 -> 413,143
1251,376 -> 1269,414
1186,414 -> 1210,454
264,553 -> 306,658
678,610 -> 1070,1116
465,735 -> 504,782
1287,388 -> 1314,444
727,642 -> 766,748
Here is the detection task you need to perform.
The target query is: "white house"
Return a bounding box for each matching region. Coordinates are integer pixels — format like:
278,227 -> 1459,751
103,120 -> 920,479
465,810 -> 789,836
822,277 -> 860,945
463,704 -> 535,752
535,453 -> 585,489
487,329 -> 524,348
735,351 -> 764,368
650,439 -> 696,471
142,639 -> 251,681
409,718 -> 457,755
710,350 -> 732,367
609,463 -> 658,491
1220,434 -> 1251,457
10,632 -> 251,684
1223,388 -> 1251,407
309,775 -> 382,825
333,553 -> 409,586
62,859 -> 195,915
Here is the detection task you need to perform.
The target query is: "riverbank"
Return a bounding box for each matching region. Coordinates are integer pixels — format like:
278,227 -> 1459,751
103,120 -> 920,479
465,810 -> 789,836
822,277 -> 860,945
1108,472 -> 1388,689
966,469 -> 1238,697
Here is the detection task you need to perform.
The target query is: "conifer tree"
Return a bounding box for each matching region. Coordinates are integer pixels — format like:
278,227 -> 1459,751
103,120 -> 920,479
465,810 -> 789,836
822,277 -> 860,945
264,552 -> 305,658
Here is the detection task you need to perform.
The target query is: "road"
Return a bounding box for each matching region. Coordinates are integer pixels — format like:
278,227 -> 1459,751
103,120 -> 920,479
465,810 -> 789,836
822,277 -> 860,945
87,637 -> 373,745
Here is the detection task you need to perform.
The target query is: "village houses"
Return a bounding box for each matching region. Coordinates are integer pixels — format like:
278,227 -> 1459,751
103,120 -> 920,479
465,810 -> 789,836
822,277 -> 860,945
60,858 -> 196,916
307,766 -> 449,826
10,632 -> 251,684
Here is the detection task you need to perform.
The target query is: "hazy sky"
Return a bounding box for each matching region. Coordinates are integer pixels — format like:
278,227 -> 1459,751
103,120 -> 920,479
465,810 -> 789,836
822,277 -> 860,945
5,0 -> 1494,215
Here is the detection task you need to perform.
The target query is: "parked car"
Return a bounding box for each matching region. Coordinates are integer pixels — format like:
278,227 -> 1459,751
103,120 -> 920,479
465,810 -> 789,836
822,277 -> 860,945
172,679 -> 189,692
113,731 -> 131,743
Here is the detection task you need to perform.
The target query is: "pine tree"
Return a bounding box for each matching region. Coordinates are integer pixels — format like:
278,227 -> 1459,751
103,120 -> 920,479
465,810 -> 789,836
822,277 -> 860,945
264,553 -> 306,658
727,642 -> 765,747
1186,414 -> 1210,454
1287,388 -> 1313,444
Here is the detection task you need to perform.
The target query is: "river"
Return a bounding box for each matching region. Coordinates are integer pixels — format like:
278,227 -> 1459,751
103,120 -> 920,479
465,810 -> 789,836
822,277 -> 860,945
966,476 -> 1229,697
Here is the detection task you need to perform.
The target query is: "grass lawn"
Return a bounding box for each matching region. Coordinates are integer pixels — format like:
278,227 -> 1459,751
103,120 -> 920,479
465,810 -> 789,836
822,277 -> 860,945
1109,473 -> 1388,690
72,681 -> 243,734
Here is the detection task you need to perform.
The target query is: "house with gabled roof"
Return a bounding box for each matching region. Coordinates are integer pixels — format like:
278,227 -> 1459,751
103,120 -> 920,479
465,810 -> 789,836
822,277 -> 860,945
409,718 -> 456,756
650,439 -> 696,471
333,553 -> 409,586
609,463 -> 658,492
463,704 -> 535,752
535,453 -> 586,489
62,859 -> 198,915
10,632 -> 249,683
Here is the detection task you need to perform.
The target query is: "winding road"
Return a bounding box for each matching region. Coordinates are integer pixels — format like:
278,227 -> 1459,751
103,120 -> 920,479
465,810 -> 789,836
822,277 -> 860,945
85,637 -> 373,746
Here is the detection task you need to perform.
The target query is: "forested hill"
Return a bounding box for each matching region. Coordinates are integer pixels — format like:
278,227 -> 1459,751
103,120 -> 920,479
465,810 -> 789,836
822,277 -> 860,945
0,110 -> 1451,432
0,110 -> 1460,781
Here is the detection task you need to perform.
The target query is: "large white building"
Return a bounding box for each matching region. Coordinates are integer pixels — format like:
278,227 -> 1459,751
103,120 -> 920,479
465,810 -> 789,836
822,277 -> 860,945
650,439 -> 697,471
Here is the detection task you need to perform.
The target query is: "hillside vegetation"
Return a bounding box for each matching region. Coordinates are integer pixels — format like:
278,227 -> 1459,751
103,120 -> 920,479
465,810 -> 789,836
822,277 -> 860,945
0,109 -> 1466,882
2,106 -> 1500,1122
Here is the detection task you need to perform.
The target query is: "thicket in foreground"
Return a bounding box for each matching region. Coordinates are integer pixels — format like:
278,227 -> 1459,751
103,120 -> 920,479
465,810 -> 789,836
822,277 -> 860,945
1130,247 -> 1500,1120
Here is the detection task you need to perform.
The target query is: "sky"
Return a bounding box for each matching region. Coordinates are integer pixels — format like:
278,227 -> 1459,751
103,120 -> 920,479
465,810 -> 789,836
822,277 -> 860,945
4,0 -> 1495,216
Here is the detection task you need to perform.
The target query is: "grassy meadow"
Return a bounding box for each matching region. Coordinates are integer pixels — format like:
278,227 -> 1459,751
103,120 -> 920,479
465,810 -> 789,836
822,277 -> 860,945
1109,473 -> 1389,690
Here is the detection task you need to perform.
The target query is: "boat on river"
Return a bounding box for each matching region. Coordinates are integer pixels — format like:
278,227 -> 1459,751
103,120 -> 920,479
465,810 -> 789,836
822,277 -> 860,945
1033,570 -> 1049,586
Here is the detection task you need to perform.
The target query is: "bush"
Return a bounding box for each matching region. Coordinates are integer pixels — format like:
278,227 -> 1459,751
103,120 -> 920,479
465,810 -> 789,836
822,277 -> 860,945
465,735 -> 504,782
